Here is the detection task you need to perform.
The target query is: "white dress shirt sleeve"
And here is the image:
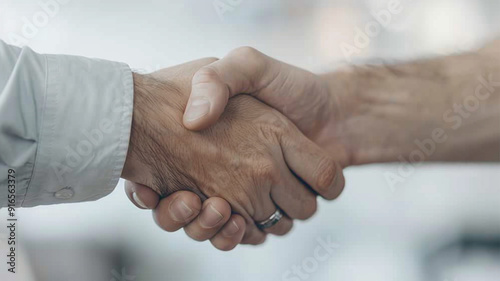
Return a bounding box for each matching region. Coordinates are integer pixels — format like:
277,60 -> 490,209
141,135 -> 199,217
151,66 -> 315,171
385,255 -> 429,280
0,40 -> 134,207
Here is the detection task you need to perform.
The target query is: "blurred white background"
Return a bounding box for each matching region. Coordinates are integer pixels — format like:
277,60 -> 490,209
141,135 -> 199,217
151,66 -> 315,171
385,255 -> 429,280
0,0 -> 500,280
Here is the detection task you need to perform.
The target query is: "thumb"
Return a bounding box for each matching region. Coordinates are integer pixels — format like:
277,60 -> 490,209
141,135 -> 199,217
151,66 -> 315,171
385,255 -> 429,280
125,181 -> 160,209
183,47 -> 281,130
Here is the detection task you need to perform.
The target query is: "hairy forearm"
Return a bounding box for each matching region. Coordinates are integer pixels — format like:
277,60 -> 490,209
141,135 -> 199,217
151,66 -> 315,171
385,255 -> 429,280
324,39 -> 500,164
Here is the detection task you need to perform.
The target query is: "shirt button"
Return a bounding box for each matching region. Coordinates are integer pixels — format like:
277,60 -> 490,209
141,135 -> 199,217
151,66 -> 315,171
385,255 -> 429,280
54,187 -> 74,199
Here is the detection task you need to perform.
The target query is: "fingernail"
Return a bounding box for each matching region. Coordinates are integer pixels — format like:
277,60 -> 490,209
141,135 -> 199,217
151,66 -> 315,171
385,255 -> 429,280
169,198 -> 194,222
185,98 -> 210,122
199,204 -> 223,228
222,220 -> 240,237
132,192 -> 147,209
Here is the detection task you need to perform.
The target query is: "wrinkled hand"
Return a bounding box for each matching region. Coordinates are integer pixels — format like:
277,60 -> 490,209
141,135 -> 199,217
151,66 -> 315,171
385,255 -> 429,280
182,47 -> 351,165
128,48 -> 350,250
122,58 -> 344,250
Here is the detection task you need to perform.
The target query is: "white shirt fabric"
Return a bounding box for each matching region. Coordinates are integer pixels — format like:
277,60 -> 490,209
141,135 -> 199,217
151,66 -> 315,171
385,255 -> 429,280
0,40 -> 133,207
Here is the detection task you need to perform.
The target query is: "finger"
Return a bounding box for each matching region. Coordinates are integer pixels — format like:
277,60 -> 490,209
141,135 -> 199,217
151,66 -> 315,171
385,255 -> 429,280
125,181 -> 160,209
280,130 -> 345,200
227,205 -> 266,245
259,212 -> 294,236
153,191 -> 202,232
245,191 -> 293,237
210,214 -> 246,251
240,220 -> 267,245
184,197 -> 231,241
271,169 -> 318,220
183,47 -> 281,130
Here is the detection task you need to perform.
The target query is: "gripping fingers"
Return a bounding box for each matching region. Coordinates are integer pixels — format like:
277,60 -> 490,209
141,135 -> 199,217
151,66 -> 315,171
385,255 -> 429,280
210,214 -> 246,251
280,130 -> 345,200
184,197 -> 232,241
153,191 -> 202,232
127,182 -> 245,250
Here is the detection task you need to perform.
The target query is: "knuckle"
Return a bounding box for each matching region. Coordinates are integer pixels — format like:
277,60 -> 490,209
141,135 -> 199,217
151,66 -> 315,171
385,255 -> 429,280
192,66 -> 220,85
255,113 -> 287,141
298,197 -> 317,220
268,113 -> 288,131
257,125 -> 276,142
203,57 -> 219,63
231,46 -> 261,60
314,157 -> 338,197
253,159 -> 279,182
268,112 -> 289,132
231,193 -> 256,218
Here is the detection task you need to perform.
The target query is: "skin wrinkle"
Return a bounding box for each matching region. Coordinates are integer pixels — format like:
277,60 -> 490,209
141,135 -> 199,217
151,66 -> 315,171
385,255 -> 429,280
130,75 -> 199,197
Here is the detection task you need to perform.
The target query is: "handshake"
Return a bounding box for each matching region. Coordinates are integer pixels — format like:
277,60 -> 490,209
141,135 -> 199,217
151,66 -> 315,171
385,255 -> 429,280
122,47 -> 348,250
120,43 -> 500,251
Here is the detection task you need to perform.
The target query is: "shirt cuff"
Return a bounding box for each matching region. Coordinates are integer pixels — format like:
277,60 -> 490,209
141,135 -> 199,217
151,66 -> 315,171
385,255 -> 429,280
21,54 -> 134,207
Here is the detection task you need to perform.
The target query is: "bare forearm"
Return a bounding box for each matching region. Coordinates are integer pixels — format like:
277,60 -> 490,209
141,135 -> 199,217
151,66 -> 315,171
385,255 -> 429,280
323,39 -> 500,164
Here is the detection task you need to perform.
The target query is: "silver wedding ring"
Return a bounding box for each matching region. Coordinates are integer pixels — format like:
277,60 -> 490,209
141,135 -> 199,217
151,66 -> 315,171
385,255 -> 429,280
256,209 -> 283,230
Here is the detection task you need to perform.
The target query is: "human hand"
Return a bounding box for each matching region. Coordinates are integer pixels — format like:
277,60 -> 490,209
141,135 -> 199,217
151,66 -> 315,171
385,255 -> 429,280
126,48 -> 354,251
132,42 -> 500,250
122,58 -> 345,249
183,46 -> 500,165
